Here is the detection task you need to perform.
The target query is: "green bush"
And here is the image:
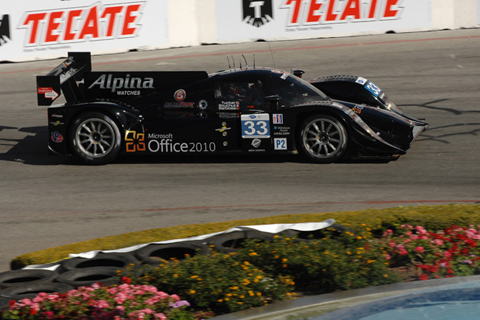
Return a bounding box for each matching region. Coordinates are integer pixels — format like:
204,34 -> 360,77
233,226 -> 399,293
122,251 -> 294,315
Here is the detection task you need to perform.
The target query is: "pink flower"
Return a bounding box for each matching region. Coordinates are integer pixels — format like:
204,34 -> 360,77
94,299 -> 110,309
154,313 -> 167,320
115,306 -> 126,315
415,246 -> 424,254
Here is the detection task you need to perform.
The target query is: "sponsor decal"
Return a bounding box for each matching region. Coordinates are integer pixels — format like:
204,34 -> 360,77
352,105 -> 364,114
51,131 -> 64,143
38,87 -> 59,100
88,74 -> 154,93
274,138 -> 287,150
164,101 -> 195,109
355,77 -> 368,85
248,138 -> 266,152
125,130 -> 145,152
280,0 -> 404,26
273,114 -> 283,124
219,101 -> 240,111
50,121 -> 64,126
198,100 -> 208,110
215,122 -> 231,133
243,0 -> 273,27
241,113 -> 270,138
174,89 -> 186,101
18,2 -> 144,46
273,125 -> 291,136
148,139 -> 217,153
0,14 -> 11,46
126,131 -> 217,153
219,112 -> 240,119
251,138 -> 262,148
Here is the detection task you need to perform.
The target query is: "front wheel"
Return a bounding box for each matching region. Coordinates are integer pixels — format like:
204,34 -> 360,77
297,114 -> 348,163
69,112 -> 121,165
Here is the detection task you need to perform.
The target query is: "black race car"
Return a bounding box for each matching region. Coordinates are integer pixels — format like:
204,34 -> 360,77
36,52 -> 427,165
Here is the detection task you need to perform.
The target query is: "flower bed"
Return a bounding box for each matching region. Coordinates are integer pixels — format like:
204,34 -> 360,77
3,222 -> 480,319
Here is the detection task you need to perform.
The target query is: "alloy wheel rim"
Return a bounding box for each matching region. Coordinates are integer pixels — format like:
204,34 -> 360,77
75,118 -> 115,158
303,118 -> 343,158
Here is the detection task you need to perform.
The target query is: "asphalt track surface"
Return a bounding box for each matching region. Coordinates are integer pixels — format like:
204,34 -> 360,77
0,29 -> 479,272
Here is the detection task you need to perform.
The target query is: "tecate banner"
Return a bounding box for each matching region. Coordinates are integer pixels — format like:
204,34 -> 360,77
0,0 -> 169,62
216,0 -> 432,42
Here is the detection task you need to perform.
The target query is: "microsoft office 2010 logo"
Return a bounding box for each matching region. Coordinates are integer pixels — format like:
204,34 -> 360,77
0,15 -> 11,46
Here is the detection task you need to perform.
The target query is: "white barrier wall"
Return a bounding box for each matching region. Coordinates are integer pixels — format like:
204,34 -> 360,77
0,0 -> 478,62
0,0 -> 170,62
216,0 -> 433,43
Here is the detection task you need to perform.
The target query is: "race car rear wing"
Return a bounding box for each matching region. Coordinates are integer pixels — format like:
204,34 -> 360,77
36,52 -> 91,106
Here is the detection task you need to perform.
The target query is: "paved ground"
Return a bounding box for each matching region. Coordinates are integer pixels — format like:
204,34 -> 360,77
0,28 -> 479,272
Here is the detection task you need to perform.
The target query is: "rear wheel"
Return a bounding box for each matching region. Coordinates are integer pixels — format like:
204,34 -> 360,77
69,112 -> 121,165
297,114 -> 348,163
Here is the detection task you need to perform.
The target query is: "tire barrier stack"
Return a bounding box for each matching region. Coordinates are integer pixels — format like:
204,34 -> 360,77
0,220 -> 338,310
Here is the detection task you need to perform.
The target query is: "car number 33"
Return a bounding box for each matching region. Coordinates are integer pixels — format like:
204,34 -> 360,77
241,114 -> 271,138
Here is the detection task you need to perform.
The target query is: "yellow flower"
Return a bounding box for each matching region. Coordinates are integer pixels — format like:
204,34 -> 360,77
282,258 -> 288,263
190,275 -> 198,279
249,252 -> 258,256
248,290 -> 255,297
242,279 -> 251,285
218,299 -> 223,302
367,259 -> 376,264
226,293 -> 232,297
189,289 -> 196,294
257,292 -> 262,296
383,274 -> 389,278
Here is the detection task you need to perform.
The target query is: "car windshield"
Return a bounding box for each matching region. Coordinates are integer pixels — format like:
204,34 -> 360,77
267,72 -> 330,106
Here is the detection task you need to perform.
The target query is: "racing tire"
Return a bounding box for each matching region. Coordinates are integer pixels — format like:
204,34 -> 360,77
0,270 -> 58,289
69,112 -> 122,165
0,283 -> 74,302
133,242 -> 210,265
58,253 -> 140,273
207,230 -> 275,253
55,267 -> 120,288
297,114 -> 348,163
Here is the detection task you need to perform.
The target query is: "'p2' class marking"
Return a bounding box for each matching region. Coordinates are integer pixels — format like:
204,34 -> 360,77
241,113 -> 270,138
274,138 -> 287,150
365,81 -> 381,97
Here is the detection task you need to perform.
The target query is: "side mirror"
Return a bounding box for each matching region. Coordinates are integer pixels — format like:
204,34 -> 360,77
291,69 -> 305,78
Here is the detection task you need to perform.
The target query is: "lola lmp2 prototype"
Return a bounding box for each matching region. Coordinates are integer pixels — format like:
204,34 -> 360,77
37,52 -> 427,165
